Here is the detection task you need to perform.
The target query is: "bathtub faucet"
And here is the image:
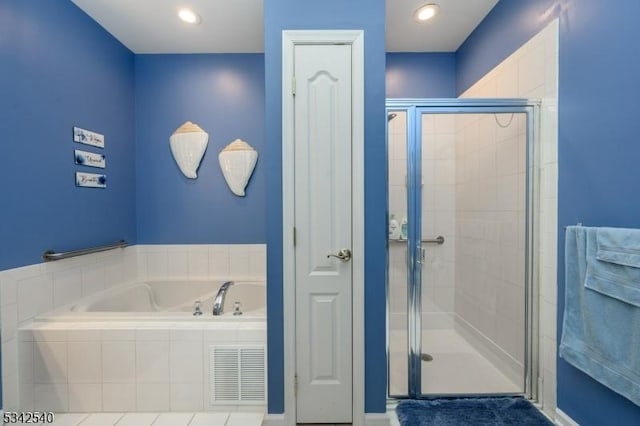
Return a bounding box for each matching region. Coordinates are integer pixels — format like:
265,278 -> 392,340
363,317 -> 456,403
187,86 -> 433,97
212,281 -> 234,316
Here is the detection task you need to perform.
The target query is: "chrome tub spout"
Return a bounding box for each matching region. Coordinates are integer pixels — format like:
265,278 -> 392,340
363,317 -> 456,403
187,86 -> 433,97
212,281 -> 234,316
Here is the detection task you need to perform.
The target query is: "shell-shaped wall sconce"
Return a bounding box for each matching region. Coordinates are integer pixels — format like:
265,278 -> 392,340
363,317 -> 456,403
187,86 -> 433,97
218,139 -> 258,196
169,121 -> 209,179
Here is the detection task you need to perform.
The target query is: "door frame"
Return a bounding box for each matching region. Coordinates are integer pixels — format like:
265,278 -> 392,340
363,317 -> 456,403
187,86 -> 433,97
282,30 -> 365,426
385,98 -> 541,401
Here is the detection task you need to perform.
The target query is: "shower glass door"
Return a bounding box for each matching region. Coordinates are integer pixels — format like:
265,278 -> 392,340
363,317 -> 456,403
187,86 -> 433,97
387,100 -> 538,399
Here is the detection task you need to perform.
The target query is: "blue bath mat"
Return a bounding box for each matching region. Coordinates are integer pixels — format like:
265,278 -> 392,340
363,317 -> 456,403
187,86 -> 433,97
396,397 -> 553,426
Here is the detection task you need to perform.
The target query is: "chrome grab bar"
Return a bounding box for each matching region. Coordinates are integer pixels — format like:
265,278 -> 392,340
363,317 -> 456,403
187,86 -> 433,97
42,240 -> 128,262
388,236 -> 445,245
423,236 -> 445,245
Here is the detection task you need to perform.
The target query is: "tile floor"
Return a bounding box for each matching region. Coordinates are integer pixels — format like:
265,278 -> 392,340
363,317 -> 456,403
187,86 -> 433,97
389,328 -> 522,395
3,411 -> 263,426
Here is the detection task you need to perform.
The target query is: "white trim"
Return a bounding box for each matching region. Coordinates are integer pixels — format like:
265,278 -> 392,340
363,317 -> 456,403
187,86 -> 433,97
282,29 -> 365,426
261,413 -> 285,426
365,413 -> 393,426
555,408 -> 580,426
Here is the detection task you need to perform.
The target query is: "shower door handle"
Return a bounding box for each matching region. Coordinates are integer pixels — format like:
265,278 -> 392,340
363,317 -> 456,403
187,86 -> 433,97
327,248 -> 352,262
416,246 -> 425,266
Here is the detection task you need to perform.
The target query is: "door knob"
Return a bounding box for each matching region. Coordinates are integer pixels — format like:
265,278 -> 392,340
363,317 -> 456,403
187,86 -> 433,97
327,248 -> 352,262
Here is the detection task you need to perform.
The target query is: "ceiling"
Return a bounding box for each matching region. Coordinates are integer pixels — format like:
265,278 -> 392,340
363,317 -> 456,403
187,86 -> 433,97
71,0 -> 499,54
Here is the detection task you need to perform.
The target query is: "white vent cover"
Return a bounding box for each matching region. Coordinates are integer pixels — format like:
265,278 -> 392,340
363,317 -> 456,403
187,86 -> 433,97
210,345 -> 266,405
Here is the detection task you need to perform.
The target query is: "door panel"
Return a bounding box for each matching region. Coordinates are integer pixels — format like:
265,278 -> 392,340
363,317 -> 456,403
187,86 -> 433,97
387,104 -> 533,400
294,43 -> 352,423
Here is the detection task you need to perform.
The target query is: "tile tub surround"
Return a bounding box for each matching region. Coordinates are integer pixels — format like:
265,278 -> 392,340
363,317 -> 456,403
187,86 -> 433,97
1,247 -> 138,411
0,244 -> 267,411
17,321 -> 266,413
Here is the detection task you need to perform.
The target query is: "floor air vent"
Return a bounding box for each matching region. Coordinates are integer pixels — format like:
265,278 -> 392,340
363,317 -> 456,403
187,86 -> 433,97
210,345 -> 266,405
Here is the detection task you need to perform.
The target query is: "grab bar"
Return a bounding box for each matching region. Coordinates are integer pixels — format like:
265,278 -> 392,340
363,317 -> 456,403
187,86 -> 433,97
389,236 -> 445,245
42,240 -> 128,262
423,236 -> 445,245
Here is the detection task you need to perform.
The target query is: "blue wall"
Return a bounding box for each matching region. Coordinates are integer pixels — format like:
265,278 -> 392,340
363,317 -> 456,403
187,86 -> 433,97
459,0 -> 640,424
0,0 -> 136,271
264,0 -> 387,414
386,53 -> 456,98
456,0 -> 560,95
135,54 -> 266,243
556,0 -> 640,423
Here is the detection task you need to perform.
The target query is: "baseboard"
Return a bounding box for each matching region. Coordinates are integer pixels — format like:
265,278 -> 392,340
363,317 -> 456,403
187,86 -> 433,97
555,408 -> 580,426
261,413 -> 285,426
366,412 -> 392,426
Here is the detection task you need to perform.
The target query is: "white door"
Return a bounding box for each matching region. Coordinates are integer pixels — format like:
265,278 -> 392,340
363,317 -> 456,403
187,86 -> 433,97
293,43 -> 353,424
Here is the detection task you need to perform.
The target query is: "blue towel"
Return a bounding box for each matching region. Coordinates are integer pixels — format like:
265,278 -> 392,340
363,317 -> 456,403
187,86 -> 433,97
584,227 -> 640,307
560,226 -> 640,407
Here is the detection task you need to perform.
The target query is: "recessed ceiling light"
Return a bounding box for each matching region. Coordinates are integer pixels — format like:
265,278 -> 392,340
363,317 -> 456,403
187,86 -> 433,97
414,3 -> 440,22
178,8 -> 201,25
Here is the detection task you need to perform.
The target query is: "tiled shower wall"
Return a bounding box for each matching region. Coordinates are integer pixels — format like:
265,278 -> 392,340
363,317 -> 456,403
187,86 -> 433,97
453,111 -> 527,384
0,244 -> 266,410
387,20 -> 558,413
420,114 -> 456,327
460,19 -> 559,415
387,113 -> 456,330
387,111 -> 408,329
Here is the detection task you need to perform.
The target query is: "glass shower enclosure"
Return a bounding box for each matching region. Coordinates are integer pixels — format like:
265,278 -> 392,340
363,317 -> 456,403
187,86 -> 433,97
387,99 -> 539,399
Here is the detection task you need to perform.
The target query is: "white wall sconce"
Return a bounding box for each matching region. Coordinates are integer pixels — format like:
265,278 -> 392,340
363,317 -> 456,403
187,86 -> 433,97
218,139 -> 258,196
169,121 -> 209,179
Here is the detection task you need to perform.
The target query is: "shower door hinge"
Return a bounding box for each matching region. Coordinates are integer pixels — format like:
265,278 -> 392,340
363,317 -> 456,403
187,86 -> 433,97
292,77 -> 296,96
294,373 -> 298,394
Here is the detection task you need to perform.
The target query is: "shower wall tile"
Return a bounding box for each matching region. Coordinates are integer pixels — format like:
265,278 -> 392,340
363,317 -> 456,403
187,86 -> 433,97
419,114 -> 456,323
388,110 -> 408,223
460,19 -> 558,415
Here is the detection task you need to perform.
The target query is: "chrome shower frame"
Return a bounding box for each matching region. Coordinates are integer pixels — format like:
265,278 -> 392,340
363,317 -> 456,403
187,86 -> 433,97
385,98 -> 541,402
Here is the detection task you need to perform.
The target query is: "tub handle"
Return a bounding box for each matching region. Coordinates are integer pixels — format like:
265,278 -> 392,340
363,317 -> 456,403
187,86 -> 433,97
193,300 -> 203,316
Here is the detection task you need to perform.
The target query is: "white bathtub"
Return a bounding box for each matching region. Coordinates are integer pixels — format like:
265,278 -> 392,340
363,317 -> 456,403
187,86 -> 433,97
22,279 -> 267,412
35,280 -> 266,322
